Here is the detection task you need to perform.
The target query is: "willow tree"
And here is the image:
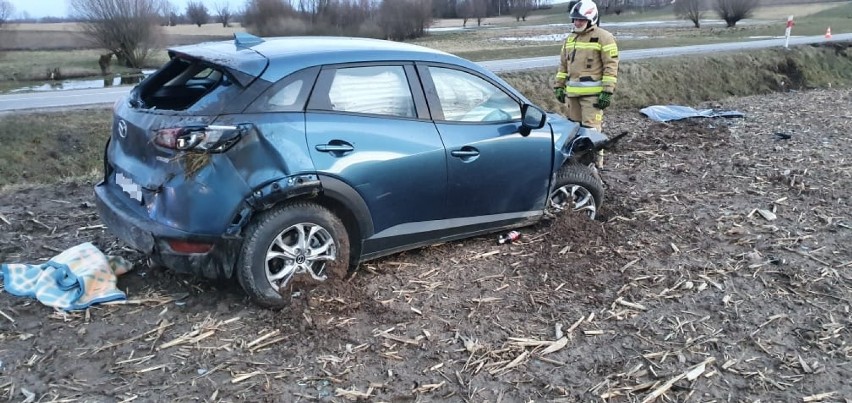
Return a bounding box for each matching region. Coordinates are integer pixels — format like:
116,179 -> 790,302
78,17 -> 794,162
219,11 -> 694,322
674,0 -> 705,28
715,0 -> 759,28
69,0 -> 164,68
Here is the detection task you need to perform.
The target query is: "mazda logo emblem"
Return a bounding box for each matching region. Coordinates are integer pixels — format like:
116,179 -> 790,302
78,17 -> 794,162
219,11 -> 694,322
118,119 -> 128,138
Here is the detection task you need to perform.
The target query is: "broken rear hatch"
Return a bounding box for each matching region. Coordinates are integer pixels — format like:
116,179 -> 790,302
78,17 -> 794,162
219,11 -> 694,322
104,41 -> 269,236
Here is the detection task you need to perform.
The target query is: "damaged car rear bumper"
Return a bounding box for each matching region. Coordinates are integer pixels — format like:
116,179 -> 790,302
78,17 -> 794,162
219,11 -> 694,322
94,181 -> 240,279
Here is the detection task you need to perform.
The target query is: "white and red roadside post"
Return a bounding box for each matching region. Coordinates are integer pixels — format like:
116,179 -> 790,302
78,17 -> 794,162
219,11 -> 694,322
784,15 -> 794,48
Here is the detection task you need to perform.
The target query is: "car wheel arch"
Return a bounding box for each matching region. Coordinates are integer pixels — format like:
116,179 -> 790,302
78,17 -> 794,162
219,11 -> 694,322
314,175 -> 373,249
244,175 -> 372,266
232,173 -> 371,244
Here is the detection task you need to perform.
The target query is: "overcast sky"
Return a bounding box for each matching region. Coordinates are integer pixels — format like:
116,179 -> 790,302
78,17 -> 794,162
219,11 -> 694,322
8,0 -> 247,19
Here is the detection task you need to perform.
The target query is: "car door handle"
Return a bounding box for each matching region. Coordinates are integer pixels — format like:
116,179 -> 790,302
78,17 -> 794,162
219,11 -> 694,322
451,149 -> 480,158
315,143 -> 354,153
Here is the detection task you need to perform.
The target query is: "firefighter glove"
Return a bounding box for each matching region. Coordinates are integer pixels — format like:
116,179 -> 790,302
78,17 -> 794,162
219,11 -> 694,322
596,91 -> 613,110
553,87 -> 566,103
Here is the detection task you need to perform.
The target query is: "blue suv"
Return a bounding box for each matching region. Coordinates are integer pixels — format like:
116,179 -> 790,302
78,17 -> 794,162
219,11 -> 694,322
94,34 -> 609,307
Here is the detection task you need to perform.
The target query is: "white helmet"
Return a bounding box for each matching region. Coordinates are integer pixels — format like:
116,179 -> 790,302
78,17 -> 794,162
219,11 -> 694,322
570,0 -> 599,27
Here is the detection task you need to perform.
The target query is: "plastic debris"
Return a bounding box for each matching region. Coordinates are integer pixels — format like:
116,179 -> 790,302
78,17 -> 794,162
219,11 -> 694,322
640,105 -> 744,122
498,231 -> 521,244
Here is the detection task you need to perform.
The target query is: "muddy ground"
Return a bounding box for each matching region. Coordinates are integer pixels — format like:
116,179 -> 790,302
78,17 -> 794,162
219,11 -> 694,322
1,88 -> 851,402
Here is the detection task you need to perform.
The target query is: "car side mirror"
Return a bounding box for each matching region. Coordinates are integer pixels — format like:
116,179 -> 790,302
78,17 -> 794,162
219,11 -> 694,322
519,104 -> 546,137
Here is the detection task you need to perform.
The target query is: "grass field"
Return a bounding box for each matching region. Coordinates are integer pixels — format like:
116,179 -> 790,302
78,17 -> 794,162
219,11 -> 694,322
0,109 -> 111,187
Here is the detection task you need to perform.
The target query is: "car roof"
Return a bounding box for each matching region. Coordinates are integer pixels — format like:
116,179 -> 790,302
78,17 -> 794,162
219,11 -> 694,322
169,36 -> 484,83
254,36 -> 450,59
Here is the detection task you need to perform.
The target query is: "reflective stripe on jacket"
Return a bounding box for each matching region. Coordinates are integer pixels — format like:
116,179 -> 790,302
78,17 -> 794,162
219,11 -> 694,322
554,26 -> 619,97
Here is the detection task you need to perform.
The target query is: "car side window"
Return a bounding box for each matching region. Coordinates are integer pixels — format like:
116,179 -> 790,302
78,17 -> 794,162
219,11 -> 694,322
247,67 -> 318,113
323,66 -> 416,118
193,68 -> 215,79
268,79 -> 304,109
428,67 -> 521,123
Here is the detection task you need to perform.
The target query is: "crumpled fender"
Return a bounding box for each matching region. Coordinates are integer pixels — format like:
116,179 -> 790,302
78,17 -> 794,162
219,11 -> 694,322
548,113 -> 610,168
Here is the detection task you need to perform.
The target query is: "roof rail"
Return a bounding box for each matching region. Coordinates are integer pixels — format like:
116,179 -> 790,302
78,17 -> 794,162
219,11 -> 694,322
234,32 -> 265,48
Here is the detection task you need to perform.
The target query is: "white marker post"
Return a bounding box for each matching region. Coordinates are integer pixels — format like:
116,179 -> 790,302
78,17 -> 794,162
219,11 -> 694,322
784,15 -> 794,48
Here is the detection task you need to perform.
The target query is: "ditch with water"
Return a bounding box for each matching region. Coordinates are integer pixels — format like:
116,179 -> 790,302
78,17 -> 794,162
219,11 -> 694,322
0,71 -> 154,94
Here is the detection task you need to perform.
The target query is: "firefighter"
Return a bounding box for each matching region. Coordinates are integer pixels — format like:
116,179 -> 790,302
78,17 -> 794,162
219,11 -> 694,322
553,0 -> 617,167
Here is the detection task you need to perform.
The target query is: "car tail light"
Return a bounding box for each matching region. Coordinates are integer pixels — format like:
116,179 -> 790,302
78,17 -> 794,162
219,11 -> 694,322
154,125 -> 247,153
167,240 -> 214,254
154,128 -> 184,148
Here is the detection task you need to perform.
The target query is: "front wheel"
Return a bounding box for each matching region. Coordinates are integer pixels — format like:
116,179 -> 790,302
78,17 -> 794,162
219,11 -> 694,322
236,202 -> 350,309
548,164 -> 604,220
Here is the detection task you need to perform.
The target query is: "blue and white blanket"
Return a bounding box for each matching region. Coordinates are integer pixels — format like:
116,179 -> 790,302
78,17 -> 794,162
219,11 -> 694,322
1,242 -> 132,311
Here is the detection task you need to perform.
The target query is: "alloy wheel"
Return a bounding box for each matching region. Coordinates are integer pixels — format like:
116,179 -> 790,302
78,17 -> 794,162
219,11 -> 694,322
549,184 -> 597,219
264,222 -> 336,290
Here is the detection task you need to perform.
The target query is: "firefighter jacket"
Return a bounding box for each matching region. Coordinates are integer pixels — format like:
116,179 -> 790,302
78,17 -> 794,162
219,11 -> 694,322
554,26 -> 619,97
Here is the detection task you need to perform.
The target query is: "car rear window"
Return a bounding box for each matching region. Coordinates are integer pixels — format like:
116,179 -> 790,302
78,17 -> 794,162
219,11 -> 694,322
133,57 -> 242,112
309,66 -> 416,118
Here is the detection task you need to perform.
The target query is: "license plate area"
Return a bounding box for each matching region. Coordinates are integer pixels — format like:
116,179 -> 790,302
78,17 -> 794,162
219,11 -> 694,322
115,172 -> 143,204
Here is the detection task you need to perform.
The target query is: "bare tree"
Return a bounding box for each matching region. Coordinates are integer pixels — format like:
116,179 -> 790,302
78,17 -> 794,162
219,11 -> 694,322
69,0 -> 163,68
673,0 -> 704,28
214,2 -> 233,27
379,0 -> 432,40
714,0 -> 758,28
242,0 -> 298,36
473,0 -> 488,26
160,1 -> 178,26
0,0 -> 14,28
412,0 -> 434,36
456,0 -> 473,27
186,1 -> 209,27
433,0 -> 458,18
511,0 -> 534,21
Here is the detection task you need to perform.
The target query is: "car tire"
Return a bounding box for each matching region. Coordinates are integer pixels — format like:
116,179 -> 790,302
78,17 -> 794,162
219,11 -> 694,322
549,164 -> 604,219
236,201 -> 350,309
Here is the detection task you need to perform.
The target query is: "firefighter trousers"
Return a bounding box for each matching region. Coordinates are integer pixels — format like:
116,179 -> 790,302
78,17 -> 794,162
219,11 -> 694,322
566,95 -> 603,131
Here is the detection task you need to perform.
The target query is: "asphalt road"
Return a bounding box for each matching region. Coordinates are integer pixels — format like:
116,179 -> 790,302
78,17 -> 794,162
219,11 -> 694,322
480,33 -> 852,72
0,86 -> 130,113
1,33 -> 850,113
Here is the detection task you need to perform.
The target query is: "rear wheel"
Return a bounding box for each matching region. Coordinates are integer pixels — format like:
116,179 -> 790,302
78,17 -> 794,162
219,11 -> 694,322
548,164 -> 604,219
236,202 -> 350,309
